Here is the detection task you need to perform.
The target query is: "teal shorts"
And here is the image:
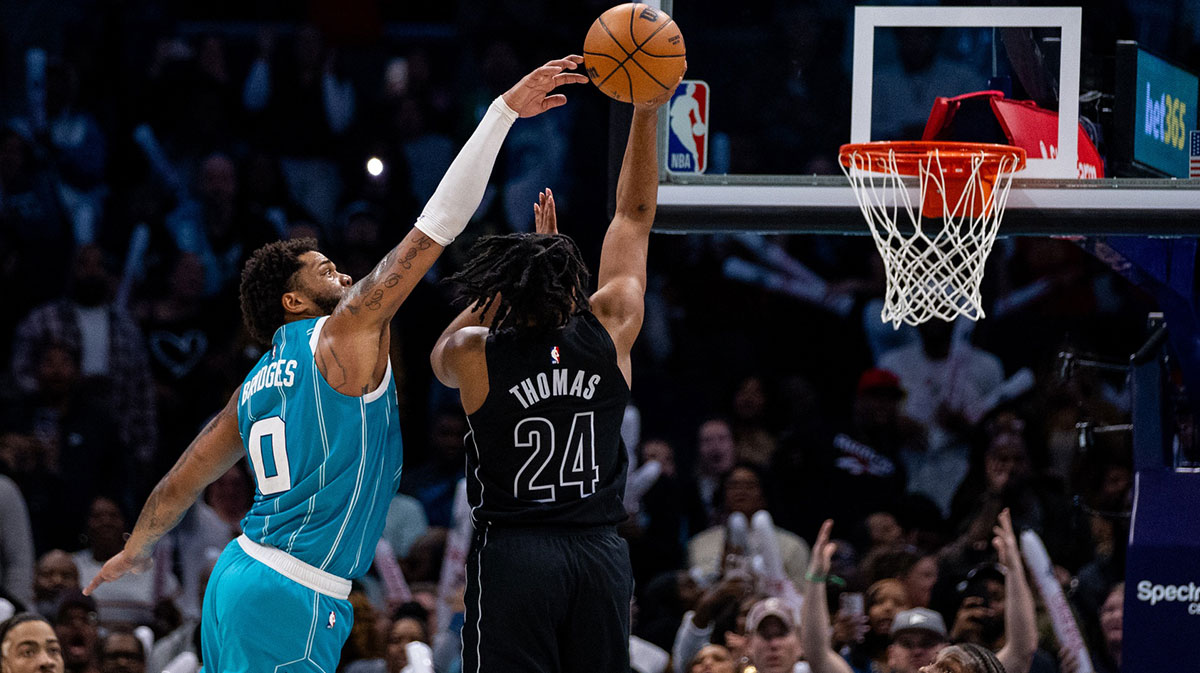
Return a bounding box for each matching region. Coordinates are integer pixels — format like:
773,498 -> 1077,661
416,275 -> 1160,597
201,540 -> 354,672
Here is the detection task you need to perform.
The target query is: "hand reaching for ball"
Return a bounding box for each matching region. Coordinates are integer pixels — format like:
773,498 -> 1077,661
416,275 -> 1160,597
502,55 -> 590,118
634,65 -> 686,111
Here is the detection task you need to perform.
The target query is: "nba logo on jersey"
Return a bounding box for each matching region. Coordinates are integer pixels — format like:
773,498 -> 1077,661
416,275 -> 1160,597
667,80 -> 709,174
550,346 -> 561,364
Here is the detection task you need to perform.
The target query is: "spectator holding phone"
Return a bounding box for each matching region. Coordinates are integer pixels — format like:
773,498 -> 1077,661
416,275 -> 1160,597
946,509 -> 1038,673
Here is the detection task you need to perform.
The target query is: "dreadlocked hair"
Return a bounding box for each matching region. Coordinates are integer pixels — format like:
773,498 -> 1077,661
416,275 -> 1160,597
239,237 -> 318,345
447,233 -> 591,335
941,644 -> 1007,673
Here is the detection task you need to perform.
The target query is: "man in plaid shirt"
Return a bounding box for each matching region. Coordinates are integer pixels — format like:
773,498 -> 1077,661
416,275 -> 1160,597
10,244 -> 157,466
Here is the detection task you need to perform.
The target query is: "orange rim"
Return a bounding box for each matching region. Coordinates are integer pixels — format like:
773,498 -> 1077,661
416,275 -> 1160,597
838,141 -> 1027,175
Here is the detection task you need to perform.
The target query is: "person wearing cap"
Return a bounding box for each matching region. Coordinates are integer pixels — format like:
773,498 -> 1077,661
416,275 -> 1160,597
886,608 -> 948,673
743,596 -> 808,673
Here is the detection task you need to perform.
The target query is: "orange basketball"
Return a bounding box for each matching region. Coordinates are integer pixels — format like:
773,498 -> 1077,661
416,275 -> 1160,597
583,3 -> 686,104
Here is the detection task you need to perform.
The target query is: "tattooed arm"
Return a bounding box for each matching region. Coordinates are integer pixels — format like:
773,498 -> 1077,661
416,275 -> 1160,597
318,56 -> 588,397
316,230 -> 443,396
84,392 -> 244,595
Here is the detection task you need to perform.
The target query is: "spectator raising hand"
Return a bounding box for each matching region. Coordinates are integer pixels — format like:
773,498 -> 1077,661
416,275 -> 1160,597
800,519 -> 855,673
992,508 -> 1038,673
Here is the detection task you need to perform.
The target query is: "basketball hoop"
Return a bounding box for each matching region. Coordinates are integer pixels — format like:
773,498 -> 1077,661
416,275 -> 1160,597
838,141 -> 1026,327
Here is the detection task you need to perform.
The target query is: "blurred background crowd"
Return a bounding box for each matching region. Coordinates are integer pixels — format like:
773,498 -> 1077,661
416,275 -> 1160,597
1,1 -> 1198,672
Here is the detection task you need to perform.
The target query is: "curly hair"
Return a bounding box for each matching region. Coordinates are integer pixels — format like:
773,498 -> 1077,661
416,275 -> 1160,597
446,233 -> 590,335
239,238 -> 319,344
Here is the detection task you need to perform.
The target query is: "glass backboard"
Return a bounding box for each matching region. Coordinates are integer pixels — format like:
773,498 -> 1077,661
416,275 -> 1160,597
650,1 -> 1200,235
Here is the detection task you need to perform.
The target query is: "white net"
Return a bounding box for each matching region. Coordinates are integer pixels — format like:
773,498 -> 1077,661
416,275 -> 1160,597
840,145 -> 1024,327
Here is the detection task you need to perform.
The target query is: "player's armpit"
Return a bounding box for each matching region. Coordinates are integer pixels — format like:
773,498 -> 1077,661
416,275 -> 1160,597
432,327 -> 490,413
316,229 -> 444,395
590,276 -> 646,354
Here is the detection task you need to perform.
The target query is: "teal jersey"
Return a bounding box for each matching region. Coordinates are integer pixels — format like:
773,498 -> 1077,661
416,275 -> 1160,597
236,316 -> 403,579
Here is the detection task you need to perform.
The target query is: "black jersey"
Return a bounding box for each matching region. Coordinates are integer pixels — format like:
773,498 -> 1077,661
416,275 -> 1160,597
465,311 -> 631,527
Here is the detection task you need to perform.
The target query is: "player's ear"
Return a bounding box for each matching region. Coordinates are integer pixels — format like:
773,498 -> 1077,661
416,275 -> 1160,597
281,289 -> 308,317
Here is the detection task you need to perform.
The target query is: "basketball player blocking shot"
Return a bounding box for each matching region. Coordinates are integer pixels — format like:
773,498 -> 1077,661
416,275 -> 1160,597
82,55 -> 588,672
430,67 -> 684,672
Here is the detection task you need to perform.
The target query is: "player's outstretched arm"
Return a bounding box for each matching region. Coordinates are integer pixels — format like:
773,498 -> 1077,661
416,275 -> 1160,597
83,392 -> 244,595
319,57 -> 588,396
591,72 -> 683,384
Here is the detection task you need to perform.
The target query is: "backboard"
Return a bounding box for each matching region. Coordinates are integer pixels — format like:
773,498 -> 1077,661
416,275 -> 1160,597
633,1 -> 1200,483
650,1 -> 1200,235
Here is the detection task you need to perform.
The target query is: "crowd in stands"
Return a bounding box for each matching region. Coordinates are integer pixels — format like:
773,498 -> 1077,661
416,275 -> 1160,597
1,1 -> 1198,672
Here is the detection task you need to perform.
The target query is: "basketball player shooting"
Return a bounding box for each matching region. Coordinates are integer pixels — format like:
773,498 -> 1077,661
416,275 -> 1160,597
81,55 -> 588,672
430,66 -> 684,672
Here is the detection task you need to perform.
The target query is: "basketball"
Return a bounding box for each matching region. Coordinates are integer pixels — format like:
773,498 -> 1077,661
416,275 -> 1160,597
583,3 -> 686,104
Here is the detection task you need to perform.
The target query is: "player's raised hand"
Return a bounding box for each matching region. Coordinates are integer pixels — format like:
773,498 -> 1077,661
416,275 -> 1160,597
82,549 -> 152,596
634,63 -> 687,111
502,56 -> 589,118
534,188 -> 558,234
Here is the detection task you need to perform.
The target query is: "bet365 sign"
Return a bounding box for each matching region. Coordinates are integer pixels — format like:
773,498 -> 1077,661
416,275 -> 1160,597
1135,49 -> 1198,177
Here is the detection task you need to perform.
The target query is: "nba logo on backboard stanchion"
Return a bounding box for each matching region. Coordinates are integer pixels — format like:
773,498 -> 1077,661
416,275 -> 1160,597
667,80 -> 709,174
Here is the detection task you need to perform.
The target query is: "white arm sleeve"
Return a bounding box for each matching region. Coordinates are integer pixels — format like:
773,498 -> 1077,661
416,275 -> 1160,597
414,96 -> 519,246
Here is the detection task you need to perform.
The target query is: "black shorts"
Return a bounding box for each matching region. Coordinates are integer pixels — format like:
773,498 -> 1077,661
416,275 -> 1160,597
461,523 -> 633,673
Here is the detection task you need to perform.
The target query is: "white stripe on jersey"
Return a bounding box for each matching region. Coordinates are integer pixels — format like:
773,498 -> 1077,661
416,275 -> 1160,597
474,525 -> 489,673
465,418 -> 484,525
388,395 -> 402,483
351,443 -> 384,572
320,397 -> 369,570
285,342 -> 332,552
263,328 -> 289,537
